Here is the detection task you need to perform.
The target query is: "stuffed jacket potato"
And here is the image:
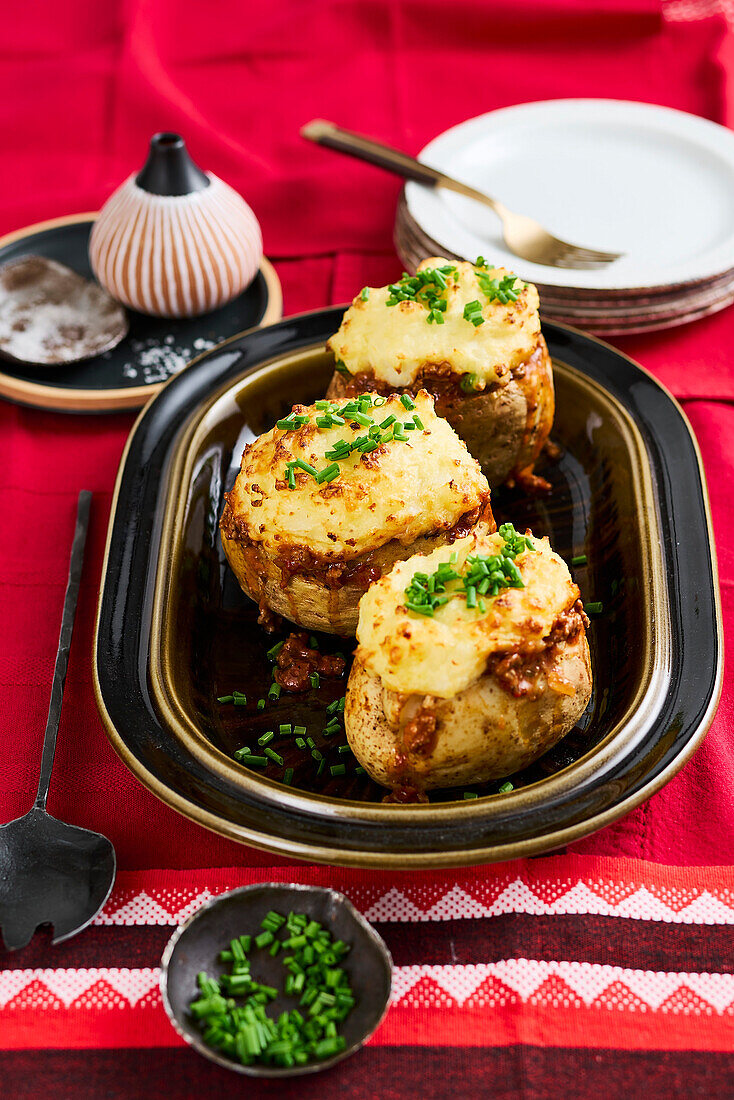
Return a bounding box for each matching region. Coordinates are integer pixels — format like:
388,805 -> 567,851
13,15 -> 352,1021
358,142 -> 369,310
327,257 -> 554,491
345,524 -> 592,796
220,391 -> 493,636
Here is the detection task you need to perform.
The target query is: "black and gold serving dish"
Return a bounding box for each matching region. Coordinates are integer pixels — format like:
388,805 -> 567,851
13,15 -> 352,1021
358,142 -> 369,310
93,308 -> 722,867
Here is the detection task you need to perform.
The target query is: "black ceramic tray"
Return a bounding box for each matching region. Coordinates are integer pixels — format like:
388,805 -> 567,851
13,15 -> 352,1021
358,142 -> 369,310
0,215 -> 281,412
93,309 -> 722,867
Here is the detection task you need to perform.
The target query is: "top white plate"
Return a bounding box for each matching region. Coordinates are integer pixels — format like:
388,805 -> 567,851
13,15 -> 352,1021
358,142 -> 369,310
406,99 -> 734,291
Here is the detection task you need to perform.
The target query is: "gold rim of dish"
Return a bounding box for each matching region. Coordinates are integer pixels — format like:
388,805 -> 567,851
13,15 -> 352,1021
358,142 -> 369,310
0,213 -> 283,412
93,317 -> 724,867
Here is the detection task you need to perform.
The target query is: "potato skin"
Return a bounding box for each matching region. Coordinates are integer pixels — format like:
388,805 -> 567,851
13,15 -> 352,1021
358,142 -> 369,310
220,523 -> 489,637
327,336 -> 555,488
344,632 -> 592,790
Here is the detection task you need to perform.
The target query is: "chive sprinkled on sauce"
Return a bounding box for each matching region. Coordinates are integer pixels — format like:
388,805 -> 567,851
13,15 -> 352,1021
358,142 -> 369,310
460,372 -> 481,393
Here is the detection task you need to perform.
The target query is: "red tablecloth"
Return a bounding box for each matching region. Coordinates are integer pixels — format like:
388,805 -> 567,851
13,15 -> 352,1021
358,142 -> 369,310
1,1 -> 733,1095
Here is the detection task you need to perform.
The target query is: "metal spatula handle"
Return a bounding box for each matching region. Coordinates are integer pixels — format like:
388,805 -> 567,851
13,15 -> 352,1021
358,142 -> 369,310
34,491 -> 91,810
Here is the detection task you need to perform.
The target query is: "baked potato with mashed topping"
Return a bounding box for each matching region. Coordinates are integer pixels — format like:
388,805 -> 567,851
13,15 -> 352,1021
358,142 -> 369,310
220,391 -> 493,636
327,257 -> 554,491
345,525 -> 592,795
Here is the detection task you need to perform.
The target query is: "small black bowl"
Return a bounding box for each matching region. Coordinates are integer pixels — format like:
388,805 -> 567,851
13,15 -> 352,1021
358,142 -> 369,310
160,882 -> 393,1077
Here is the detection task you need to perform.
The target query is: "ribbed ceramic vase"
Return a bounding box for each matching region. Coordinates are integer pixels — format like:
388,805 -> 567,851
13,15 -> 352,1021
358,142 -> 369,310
89,133 -> 263,319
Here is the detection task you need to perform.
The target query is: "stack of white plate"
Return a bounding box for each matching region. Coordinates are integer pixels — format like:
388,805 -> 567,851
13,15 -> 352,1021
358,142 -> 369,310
395,100 -> 734,336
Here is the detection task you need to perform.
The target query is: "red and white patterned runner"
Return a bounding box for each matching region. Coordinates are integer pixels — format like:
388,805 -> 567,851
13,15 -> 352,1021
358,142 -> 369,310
1,857 -> 733,1052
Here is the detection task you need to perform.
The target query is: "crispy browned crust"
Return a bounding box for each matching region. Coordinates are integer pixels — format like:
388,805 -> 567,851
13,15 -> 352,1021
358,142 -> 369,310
220,501 -> 495,637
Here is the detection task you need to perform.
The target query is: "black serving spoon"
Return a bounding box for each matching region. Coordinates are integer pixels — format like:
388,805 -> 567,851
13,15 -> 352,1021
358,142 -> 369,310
0,491 -> 116,950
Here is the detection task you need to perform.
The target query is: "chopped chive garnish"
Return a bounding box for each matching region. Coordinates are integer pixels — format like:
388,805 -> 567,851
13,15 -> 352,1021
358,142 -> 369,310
463,300 -> 485,326
355,766 -> 365,775
337,744 -> 352,755
264,748 -> 284,766
257,698 -> 266,711
245,755 -> 268,767
586,601 -> 603,614
463,791 -> 478,800
294,725 -> 307,737
217,694 -> 234,704
310,672 -> 320,689
295,737 -> 307,750
403,523 -> 534,618
283,767 -> 294,785
267,641 -> 284,661
476,268 -> 525,304
279,723 -> 293,736
330,764 -> 346,777
571,554 -> 588,566
275,392 -> 439,488
258,731 -> 275,747
385,265 -> 457,323
360,287 -> 370,301
498,781 -> 514,793
276,413 -> 309,430
268,684 -> 281,700
234,746 -> 251,761
315,462 -> 340,484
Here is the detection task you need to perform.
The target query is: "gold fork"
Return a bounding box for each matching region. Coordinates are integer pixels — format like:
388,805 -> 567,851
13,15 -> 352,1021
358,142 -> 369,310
302,120 -> 623,271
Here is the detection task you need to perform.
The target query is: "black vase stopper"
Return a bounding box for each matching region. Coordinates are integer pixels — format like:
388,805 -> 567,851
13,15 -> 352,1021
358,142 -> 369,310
135,132 -> 210,196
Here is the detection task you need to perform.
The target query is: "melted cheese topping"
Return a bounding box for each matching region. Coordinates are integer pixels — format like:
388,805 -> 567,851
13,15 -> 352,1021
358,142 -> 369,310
328,257 -> 541,389
226,391 -> 488,558
356,529 -> 579,698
